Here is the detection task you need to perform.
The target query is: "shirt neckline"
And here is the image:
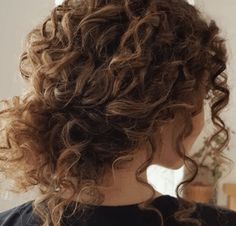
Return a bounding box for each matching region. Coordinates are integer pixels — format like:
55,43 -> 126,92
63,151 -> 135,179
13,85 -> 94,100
92,194 -> 173,209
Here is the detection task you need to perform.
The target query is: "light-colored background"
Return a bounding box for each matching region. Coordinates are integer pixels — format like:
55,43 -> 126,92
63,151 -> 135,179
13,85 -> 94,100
0,0 -> 235,211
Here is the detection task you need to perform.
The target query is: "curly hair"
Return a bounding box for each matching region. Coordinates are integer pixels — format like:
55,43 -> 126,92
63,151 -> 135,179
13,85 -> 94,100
0,0 -> 231,225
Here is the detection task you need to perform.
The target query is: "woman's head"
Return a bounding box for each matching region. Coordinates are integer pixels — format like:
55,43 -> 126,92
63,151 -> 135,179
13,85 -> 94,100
0,0 -> 229,225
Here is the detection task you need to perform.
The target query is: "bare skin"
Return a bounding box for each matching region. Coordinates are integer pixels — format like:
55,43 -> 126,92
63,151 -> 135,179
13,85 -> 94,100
94,108 -> 205,206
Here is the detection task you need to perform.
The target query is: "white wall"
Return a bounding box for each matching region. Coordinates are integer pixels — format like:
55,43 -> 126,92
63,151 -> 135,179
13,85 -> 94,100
195,0 -> 236,207
0,0 -> 54,99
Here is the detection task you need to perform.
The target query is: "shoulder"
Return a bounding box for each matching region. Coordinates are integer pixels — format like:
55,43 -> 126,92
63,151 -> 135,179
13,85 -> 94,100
0,200 -> 39,226
193,202 -> 236,226
153,195 -> 236,226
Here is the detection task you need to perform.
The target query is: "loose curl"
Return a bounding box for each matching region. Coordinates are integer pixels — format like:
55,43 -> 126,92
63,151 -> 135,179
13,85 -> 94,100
0,0 -> 231,225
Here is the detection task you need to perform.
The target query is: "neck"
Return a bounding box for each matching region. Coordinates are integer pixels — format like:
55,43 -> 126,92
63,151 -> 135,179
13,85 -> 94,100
95,166 -> 162,206
63,147 -> 163,206
94,146 -> 163,206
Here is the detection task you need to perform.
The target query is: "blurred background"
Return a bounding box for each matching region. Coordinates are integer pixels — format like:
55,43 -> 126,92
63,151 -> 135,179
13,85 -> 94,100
0,0 -> 236,211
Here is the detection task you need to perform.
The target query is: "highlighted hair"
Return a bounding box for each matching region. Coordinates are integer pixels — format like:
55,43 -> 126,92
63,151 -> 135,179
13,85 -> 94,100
0,0 -> 230,225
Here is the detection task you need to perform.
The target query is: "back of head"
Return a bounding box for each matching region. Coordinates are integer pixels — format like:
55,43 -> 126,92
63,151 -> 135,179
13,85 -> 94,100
0,0 -> 229,226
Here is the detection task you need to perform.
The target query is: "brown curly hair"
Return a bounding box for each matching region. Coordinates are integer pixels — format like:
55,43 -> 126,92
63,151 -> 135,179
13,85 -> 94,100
0,0 -> 231,225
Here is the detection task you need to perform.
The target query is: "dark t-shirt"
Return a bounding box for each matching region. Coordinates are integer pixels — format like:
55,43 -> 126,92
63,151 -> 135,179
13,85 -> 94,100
0,195 -> 236,226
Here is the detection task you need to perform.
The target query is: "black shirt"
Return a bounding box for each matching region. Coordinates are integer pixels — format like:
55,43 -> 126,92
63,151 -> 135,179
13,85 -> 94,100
0,195 -> 236,226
